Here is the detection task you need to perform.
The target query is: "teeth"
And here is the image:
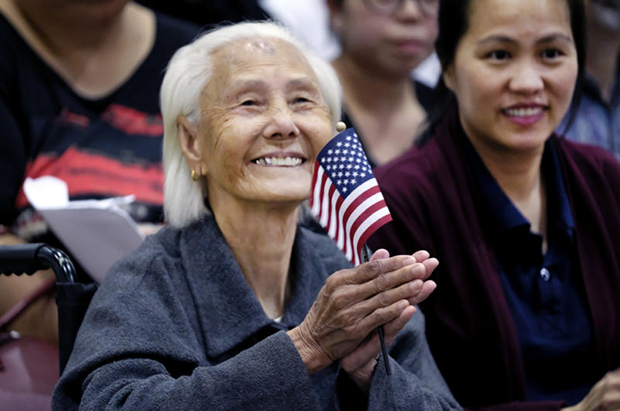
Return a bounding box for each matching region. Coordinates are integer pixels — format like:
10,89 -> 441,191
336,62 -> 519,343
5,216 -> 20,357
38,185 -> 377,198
253,157 -> 303,167
505,107 -> 543,117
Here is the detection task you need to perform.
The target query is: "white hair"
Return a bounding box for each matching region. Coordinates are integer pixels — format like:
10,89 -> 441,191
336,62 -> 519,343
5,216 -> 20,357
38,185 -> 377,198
161,21 -> 343,227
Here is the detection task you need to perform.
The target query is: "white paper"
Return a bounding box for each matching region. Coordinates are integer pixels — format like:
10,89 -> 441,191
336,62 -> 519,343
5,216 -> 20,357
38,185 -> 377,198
24,177 -> 144,283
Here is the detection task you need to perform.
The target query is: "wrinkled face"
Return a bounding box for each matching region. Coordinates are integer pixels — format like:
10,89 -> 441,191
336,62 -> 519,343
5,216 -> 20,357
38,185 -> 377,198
333,0 -> 438,77
196,38 -> 333,209
444,0 -> 578,155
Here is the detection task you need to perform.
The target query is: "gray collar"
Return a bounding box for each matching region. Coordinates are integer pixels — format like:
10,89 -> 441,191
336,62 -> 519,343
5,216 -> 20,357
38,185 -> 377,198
177,216 -> 330,359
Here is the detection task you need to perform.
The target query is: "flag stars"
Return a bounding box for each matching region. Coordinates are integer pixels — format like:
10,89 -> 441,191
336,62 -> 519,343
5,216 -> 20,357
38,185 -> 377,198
335,149 -> 341,155
337,142 -> 342,147
351,179 -> 357,185
345,172 -> 350,177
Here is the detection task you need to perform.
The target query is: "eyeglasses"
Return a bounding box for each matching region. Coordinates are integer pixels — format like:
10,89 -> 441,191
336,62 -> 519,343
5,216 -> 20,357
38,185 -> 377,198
362,0 -> 439,17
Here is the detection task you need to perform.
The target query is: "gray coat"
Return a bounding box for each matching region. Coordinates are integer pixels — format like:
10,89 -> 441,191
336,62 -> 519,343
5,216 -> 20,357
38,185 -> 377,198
53,216 -> 460,410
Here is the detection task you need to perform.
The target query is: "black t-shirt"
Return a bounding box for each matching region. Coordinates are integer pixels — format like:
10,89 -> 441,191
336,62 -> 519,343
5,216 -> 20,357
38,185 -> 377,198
0,12 -> 199,241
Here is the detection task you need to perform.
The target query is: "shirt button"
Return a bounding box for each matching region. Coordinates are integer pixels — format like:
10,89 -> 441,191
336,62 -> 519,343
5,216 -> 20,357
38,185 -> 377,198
540,268 -> 551,282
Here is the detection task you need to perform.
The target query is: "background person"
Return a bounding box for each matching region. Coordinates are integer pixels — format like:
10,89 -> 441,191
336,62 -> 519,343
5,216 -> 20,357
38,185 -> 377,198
326,0 -> 439,167
369,0 -> 620,409
559,0 -> 619,158
53,22 -> 460,411
0,0 -> 198,343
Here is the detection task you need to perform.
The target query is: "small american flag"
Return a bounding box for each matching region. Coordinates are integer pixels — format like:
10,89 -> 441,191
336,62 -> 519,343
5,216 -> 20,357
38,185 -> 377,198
310,128 -> 392,266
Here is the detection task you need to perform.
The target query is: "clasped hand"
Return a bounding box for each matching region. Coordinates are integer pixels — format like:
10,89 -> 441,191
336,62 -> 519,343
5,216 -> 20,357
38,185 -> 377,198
288,249 -> 438,389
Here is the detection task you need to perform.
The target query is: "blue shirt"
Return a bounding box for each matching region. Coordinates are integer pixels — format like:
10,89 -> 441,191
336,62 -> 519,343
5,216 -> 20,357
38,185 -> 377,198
464,137 -> 599,405
559,56 -> 620,159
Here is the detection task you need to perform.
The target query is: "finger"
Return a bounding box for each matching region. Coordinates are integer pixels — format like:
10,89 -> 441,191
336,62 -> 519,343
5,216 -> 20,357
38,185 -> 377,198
324,259 -> 423,318
370,248 -> 389,262
421,258 -> 439,278
353,299 -> 410,336
349,263 -> 428,306
350,255 -> 416,285
342,304 -> 414,370
412,250 -> 430,263
407,280 -> 437,307
383,304 -> 416,343
357,279 -> 424,316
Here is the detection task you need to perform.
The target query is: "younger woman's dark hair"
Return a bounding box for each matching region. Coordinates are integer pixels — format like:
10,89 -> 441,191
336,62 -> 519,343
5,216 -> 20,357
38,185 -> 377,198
420,0 -> 586,145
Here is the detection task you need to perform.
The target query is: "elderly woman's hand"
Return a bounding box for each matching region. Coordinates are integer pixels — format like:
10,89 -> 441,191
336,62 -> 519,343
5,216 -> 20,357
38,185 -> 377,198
287,252 -> 435,375
340,249 -> 438,391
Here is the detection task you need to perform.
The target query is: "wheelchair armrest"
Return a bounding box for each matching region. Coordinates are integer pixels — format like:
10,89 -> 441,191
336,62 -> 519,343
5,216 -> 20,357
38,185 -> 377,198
0,244 -> 76,283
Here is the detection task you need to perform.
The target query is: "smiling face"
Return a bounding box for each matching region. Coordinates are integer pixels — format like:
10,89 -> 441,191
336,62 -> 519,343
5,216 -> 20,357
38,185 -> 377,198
443,0 -> 578,155
186,38 -> 333,211
332,0 -> 438,78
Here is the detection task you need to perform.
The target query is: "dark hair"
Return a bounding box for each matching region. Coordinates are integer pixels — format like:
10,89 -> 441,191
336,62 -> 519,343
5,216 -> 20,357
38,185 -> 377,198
420,0 -> 586,144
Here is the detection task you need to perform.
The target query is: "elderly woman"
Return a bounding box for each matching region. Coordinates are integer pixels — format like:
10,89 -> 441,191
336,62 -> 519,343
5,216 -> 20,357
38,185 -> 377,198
52,22 -> 459,410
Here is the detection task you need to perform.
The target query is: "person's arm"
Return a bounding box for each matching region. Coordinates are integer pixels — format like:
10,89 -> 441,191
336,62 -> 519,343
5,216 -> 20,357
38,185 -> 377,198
54,243 -> 430,410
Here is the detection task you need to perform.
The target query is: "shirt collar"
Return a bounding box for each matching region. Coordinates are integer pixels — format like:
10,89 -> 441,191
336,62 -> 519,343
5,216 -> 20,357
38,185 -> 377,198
178,216 -> 328,359
460,127 -> 574,237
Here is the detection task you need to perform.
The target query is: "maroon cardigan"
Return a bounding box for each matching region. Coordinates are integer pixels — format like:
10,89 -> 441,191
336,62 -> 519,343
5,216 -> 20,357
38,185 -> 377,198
369,110 -> 620,411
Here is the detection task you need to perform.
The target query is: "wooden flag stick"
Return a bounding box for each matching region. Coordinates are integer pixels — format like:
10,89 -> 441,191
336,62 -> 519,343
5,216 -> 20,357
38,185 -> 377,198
361,245 -> 391,376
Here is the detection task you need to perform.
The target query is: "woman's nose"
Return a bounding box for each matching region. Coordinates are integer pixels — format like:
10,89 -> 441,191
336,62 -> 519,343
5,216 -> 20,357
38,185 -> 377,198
509,63 -> 545,95
396,0 -> 424,20
263,107 -> 300,140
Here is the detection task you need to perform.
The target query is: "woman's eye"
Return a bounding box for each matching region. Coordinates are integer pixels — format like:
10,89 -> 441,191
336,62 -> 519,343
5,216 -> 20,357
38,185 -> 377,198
294,97 -> 310,104
241,100 -> 256,106
488,50 -> 511,60
541,48 -> 563,59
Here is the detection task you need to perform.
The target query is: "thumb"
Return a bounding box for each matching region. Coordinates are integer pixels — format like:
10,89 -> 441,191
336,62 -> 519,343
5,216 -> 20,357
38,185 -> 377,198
369,248 -> 390,262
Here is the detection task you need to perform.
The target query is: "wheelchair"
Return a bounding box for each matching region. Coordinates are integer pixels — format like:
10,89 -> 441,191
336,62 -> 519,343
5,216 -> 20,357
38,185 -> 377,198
0,244 -> 97,411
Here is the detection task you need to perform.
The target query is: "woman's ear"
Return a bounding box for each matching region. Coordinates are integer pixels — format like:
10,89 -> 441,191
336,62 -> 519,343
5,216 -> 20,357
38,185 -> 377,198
177,115 -> 207,176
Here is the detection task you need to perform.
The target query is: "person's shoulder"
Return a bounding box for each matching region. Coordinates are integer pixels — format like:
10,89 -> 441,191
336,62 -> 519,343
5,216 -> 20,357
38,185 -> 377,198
374,138 -> 446,196
102,224 -> 183,290
555,136 -> 620,178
